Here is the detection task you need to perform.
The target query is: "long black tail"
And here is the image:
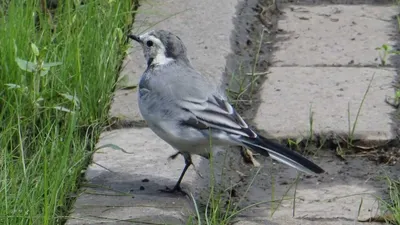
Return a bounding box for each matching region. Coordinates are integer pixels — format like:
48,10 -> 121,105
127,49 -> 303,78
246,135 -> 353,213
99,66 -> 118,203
240,135 -> 324,174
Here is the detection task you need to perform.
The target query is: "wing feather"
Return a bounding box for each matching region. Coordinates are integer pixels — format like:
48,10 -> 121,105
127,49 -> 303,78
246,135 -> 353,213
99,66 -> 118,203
179,95 -> 257,138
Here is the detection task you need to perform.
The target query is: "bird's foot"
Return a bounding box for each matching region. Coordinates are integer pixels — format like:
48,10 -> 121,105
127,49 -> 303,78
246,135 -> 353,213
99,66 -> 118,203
168,152 -> 181,160
159,185 -> 187,196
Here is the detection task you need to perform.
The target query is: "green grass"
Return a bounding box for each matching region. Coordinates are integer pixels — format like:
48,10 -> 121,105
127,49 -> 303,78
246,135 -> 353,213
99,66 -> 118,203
187,152 -> 256,225
0,0 -> 134,224
378,178 -> 400,225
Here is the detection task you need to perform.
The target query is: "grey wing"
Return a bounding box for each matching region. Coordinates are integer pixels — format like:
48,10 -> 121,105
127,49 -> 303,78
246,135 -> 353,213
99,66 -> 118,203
178,94 -> 257,138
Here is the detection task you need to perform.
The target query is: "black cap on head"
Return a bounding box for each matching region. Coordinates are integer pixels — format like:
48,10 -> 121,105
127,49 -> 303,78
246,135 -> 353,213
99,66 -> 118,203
151,30 -> 187,59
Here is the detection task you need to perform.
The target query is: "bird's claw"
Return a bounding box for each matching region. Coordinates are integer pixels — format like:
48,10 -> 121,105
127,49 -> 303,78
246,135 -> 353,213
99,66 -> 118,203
168,152 -> 181,160
159,185 -> 187,196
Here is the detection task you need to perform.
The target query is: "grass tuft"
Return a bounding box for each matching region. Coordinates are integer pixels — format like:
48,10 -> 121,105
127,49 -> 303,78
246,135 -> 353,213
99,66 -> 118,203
382,178 -> 400,224
0,0 -> 134,224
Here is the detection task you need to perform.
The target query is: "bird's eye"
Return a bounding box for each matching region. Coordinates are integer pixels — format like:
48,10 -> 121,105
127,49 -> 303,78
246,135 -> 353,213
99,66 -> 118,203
146,40 -> 153,47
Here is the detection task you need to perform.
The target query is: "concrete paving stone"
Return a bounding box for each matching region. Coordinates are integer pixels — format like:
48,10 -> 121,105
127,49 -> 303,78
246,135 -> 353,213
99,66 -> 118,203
253,66 -> 396,142
224,150 -> 396,225
108,89 -> 143,122
273,4 -> 400,66
109,0 -> 239,122
66,128 -> 206,225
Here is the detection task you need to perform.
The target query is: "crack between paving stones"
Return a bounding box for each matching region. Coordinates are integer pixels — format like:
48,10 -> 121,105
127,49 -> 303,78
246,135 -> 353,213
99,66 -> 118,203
106,118 -> 148,131
295,216 -> 358,222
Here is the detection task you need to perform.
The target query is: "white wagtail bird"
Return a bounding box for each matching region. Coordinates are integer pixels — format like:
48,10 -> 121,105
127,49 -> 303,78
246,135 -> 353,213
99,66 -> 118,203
128,30 -> 324,194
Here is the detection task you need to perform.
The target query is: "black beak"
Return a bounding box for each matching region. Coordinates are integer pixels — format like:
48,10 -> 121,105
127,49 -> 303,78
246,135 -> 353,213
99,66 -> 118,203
128,34 -> 142,43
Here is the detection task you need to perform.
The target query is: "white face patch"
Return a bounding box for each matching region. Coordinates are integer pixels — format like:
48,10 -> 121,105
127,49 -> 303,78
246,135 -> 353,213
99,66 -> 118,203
139,33 -> 174,66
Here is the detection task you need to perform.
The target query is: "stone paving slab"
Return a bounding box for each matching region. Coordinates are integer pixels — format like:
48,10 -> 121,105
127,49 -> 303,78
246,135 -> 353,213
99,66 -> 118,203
109,89 -> 142,122
253,66 -> 396,141
273,5 -> 399,66
66,128 -> 204,225
218,150 -> 396,225
109,0 -> 238,122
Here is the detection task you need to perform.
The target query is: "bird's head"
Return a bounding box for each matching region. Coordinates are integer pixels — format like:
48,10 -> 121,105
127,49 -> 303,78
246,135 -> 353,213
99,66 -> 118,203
128,30 -> 189,67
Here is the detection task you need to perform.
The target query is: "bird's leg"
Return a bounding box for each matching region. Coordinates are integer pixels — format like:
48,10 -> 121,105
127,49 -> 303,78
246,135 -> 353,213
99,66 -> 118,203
240,147 -> 261,167
169,152 -> 204,178
160,154 -> 192,195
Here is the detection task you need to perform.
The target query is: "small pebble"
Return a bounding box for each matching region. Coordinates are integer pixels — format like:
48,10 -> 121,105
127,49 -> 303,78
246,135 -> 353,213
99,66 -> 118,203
140,186 -> 145,191
142,178 -> 149,182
